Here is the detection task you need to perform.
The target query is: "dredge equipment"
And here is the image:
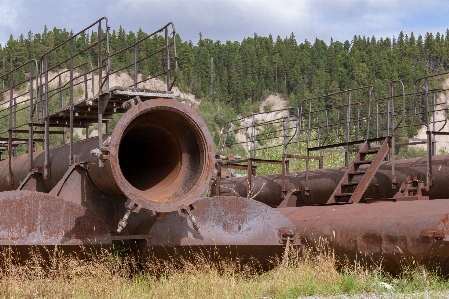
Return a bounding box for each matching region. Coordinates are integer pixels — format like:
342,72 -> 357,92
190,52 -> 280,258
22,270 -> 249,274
4,17 -> 449,274
216,81 -> 449,273
0,18 -> 296,260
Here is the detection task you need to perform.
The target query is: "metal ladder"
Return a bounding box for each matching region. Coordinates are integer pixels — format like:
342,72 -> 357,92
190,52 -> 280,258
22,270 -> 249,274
327,137 -> 390,204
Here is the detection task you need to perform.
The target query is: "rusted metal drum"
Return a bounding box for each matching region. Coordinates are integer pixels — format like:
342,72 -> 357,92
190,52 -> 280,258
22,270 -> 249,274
277,199 -> 449,274
134,196 -> 298,266
108,98 -> 215,212
215,155 -> 449,206
0,190 -> 110,246
0,99 -> 215,212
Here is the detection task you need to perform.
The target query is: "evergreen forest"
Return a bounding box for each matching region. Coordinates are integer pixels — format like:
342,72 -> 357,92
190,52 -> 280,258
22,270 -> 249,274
1,25 -> 449,116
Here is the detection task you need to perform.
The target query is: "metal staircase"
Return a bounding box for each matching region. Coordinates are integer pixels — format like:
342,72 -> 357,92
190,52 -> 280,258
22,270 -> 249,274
327,137 -> 390,204
0,18 -> 178,184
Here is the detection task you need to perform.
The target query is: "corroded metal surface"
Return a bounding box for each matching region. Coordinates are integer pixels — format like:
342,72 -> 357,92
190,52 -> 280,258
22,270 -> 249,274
137,196 -> 297,246
277,199 -> 449,274
0,190 -> 110,245
213,154 -> 449,207
0,98 -> 215,213
134,196 -> 298,266
108,98 -> 215,212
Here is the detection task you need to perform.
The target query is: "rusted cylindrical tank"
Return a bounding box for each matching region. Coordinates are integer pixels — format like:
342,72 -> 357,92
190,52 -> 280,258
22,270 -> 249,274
214,155 -> 449,206
0,98 -> 215,212
277,200 -> 449,274
134,196 -> 299,270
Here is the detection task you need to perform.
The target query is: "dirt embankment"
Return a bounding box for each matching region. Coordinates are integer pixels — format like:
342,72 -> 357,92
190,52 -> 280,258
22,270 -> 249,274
413,78 -> 449,154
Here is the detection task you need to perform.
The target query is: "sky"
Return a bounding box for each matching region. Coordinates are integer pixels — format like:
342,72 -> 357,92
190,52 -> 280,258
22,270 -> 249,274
0,0 -> 449,47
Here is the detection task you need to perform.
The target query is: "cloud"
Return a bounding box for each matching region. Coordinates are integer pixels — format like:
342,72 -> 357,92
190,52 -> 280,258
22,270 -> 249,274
0,0 -> 449,48
0,0 -> 23,43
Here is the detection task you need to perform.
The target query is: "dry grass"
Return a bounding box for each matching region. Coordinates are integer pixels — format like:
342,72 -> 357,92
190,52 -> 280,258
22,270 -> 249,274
0,243 -> 448,299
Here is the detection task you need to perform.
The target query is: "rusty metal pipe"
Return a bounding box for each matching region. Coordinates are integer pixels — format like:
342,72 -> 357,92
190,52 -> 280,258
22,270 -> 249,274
277,200 -> 449,274
0,98 -> 215,212
213,155 -> 449,207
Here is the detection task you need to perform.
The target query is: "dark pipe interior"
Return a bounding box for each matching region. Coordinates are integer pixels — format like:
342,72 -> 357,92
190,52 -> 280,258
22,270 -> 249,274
118,109 -> 203,203
119,124 -> 181,191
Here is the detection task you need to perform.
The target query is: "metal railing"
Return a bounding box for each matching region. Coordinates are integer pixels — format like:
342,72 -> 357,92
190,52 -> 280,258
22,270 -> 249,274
219,72 -> 449,192
0,18 -> 179,182
220,107 -> 300,159
0,59 -> 40,183
108,22 -> 178,90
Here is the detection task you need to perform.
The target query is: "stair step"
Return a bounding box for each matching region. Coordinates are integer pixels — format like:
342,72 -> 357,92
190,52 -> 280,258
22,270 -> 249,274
334,193 -> 353,197
327,137 -> 390,205
354,160 -> 373,165
348,171 -> 366,176
360,148 -> 380,154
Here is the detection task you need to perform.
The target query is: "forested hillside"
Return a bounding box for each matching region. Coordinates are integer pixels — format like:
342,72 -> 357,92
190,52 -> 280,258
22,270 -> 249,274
1,25 -> 449,112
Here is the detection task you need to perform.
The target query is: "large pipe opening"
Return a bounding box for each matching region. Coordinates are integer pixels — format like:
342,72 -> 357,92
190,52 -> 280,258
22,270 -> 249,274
117,107 -> 205,205
119,123 -> 182,191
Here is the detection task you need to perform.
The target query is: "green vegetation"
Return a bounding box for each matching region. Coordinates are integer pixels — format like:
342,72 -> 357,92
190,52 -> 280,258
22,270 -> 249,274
1,26 -> 449,113
397,146 -> 428,159
2,24 -> 449,156
0,245 -> 448,298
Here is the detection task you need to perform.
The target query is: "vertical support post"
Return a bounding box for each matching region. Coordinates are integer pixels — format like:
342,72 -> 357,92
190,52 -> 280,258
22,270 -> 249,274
297,106 -> 302,151
98,21 -> 104,163
7,70 -> 13,185
386,89 -> 391,161
288,108 -> 292,149
282,109 -> 290,155
216,162 -> 221,196
432,92 -> 437,156
28,62 -> 35,172
365,86 -> 372,140
1,57 -> 4,100
390,83 -> 396,186
425,79 -> 432,186
427,130 -> 432,186
345,91 -> 351,168
84,64 -> 88,100
376,100 -> 379,138
44,55 -> 51,179
389,82 -> 396,177
356,103 -> 360,140
98,21 -> 103,95
63,128 -> 67,145
305,99 -> 312,187
250,114 -> 256,159
247,158 -> 253,197
69,38 -> 74,165
165,27 -> 171,91
13,97 -> 16,157
134,44 -> 138,88
36,61 -> 41,123
281,154 -> 286,199
11,57 -> 16,158
105,20 -> 110,91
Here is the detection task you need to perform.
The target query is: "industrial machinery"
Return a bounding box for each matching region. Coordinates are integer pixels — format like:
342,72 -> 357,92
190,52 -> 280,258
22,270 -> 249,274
0,18 -> 296,261
2,18 -> 449,274
215,80 -> 449,273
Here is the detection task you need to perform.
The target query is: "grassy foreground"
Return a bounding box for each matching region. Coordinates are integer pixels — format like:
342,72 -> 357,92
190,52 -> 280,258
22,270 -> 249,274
0,245 -> 448,299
